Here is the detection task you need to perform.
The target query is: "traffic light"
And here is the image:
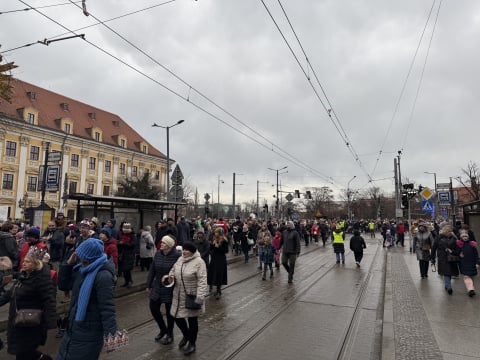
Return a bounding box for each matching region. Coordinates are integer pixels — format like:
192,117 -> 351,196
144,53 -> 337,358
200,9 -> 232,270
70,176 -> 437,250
263,204 -> 269,212
295,190 -> 300,198
401,193 -> 409,209
305,191 -> 312,199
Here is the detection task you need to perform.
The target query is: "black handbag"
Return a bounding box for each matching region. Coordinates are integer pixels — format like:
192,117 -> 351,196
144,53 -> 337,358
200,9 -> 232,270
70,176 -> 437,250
13,284 -> 43,327
447,254 -> 460,262
58,263 -> 75,291
181,264 -> 201,310
15,308 -> 43,327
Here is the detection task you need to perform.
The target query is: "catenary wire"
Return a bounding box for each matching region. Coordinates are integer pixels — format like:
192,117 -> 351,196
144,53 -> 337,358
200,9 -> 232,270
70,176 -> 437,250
261,0 -> 373,185
2,0 -> 176,53
400,0 -> 443,152
15,0 -> 339,187
62,0 -> 337,184
0,1 -> 80,14
370,0 -> 437,177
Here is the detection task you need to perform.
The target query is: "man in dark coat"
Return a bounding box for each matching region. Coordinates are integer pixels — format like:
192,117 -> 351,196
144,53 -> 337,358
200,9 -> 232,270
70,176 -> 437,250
0,223 -> 17,263
176,217 -> 191,247
279,221 -> 301,283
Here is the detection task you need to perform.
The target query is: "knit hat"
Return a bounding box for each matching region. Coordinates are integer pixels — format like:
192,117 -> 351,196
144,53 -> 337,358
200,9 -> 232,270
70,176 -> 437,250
80,219 -> 90,227
214,227 -> 224,236
76,238 -> 105,263
161,235 -> 176,248
16,231 -> 24,239
26,227 -> 40,239
90,217 -> 98,225
182,241 -> 197,253
122,222 -> 132,233
100,227 -> 111,238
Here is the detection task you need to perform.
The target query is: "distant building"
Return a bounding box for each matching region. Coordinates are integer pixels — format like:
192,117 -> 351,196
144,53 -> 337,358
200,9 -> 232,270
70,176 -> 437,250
0,79 -> 169,222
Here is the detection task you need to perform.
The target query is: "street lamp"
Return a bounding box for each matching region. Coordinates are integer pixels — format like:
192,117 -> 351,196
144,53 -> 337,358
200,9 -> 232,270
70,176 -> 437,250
347,175 -> 356,221
268,166 -> 288,218
256,180 -> 273,216
152,120 -> 185,200
217,175 -> 224,217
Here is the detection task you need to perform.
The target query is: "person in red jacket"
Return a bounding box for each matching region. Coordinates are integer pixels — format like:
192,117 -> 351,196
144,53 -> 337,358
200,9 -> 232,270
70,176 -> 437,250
396,221 -> 405,247
18,227 -> 47,270
99,227 -> 118,270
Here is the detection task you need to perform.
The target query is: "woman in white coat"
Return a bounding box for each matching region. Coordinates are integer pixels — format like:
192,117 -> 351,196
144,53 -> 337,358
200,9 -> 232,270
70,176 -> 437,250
163,241 -> 207,356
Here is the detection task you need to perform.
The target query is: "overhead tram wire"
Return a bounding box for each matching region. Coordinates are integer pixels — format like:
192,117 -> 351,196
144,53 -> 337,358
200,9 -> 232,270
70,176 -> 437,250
369,0 -> 437,178
17,0 -> 338,186
400,0 -> 443,152
62,0 -> 336,185
0,1 -> 81,14
2,0 -> 176,53
261,0 -> 373,183
64,0 -> 334,184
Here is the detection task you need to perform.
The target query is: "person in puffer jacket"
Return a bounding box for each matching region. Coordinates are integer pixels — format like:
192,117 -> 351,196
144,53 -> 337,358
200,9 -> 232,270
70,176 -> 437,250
453,230 -> 479,297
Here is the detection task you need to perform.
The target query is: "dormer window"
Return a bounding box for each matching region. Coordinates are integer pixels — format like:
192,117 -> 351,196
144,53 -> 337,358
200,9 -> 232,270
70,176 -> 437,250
112,120 -> 120,127
88,112 -> 96,120
94,132 -> 101,141
120,139 -> 126,148
61,102 -> 69,111
117,135 -> 127,149
64,123 -> 71,134
18,106 -> 39,125
142,145 -> 147,154
60,118 -> 73,134
27,113 -> 35,124
27,91 -> 37,100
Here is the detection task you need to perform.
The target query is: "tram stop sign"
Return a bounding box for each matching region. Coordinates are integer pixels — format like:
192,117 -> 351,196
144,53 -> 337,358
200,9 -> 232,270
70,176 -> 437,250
420,187 -> 433,200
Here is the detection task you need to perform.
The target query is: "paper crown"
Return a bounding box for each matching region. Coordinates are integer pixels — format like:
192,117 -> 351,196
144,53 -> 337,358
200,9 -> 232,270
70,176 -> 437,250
26,246 -> 48,261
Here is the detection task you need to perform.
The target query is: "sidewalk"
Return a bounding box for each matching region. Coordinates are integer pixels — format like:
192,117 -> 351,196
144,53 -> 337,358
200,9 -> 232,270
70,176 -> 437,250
383,237 -> 480,359
0,250 -> 243,332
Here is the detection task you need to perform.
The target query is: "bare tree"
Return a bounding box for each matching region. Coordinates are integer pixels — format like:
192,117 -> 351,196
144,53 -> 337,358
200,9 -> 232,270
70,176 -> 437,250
0,55 -> 17,102
457,161 -> 480,201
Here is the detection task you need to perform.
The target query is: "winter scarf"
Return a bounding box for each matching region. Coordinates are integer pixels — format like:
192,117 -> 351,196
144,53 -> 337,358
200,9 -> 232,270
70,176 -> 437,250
74,253 -> 108,321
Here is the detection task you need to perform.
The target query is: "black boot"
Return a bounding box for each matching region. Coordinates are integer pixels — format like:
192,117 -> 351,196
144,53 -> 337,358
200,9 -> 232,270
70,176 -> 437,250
178,337 -> 188,348
183,342 -> 196,355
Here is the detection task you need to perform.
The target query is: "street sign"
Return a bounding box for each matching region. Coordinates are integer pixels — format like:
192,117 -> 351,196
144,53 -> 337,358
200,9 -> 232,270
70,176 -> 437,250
171,164 -> 184,185
48,151 -> 62,162
204,193 -> 210,201
420,187 -> 433,200
438,191 -> 450,205
421,200 -> 434,213
291,213 -> 299,220
285,193 -> 293,202
436,183 -> 450,189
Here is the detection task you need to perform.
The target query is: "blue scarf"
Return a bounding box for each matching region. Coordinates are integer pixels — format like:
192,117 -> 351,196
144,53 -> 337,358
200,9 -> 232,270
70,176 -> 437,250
74,254 -> 108,321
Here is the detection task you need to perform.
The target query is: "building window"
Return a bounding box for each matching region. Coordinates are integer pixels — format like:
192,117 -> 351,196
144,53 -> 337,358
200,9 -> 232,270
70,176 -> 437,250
30,145 -> 40,161
104,160 -> 112,173
70,153 -> 79,167
103,185 -> 110,196
94,132 -> 101,141
27,113 -> 35,124
5,141 -> 16,157
27,176 -> 37,192
120,139 -> 126,148
64,123 -> 71,134
117,186 -> 124,195
69,181 -> 77,194
2,174 -> 14,190
87,183 -> 94,194
142,145 -> 147,153
89,157 -> 96,170
131,166 -> 138,177
155,170 -> 160,180
119,163 -> 126,175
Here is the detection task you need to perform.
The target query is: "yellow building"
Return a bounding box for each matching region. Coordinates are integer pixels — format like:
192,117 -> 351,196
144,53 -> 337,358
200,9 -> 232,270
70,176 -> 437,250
0,79 -> 169,222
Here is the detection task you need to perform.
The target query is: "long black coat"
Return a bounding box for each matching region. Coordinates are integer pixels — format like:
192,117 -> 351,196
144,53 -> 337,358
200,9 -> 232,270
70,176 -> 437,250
118,232 -> 137,273
0,266 -> 56,355
146,248 -> 180,303
431,233 -> 459,277
56,261 -> 117,360
208,239 -> 228,286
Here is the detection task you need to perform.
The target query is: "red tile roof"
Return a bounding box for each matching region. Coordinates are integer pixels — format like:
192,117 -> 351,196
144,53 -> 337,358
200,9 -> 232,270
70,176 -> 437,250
0,79 -> 165,159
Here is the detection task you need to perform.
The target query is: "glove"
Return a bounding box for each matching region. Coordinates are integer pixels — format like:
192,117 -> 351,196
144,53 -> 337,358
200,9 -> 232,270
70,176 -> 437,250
194,297 -> 204,305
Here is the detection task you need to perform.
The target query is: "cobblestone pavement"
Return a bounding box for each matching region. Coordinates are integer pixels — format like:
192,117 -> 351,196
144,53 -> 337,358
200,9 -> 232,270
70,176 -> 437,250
390,253 -> 442,360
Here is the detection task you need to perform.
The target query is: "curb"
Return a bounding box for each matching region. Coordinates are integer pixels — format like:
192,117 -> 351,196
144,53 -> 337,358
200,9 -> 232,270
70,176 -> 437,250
381,251 -> 395,360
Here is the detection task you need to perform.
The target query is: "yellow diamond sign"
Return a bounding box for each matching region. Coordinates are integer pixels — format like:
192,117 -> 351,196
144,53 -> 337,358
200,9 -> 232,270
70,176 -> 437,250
420,187 -> 433,200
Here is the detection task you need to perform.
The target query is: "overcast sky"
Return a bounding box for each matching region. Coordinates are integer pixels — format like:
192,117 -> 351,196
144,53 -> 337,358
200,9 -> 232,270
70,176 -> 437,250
1,0 -> 479,206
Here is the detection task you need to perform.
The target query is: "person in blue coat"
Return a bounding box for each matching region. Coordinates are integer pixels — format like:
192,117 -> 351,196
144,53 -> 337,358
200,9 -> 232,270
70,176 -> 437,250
146,235 -> 180,345
56,238 -> 117,360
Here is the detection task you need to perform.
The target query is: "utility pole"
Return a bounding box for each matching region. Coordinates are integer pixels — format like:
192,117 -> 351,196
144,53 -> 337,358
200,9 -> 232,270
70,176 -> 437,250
268,166 -> 287,218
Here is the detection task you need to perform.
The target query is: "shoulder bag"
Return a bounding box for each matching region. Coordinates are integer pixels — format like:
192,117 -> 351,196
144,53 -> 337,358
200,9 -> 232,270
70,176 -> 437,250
181,264 -> 201,310
13,284 -> 43,327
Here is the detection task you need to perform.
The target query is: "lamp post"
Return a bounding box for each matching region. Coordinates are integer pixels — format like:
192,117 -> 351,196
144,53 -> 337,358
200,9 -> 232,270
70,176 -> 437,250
217,175 -> 224,217
268,166 -> 288,218
18,192 -> 29,222
256,180 -> 272,216
347,175 -> 356,221
152,120 -> 185,199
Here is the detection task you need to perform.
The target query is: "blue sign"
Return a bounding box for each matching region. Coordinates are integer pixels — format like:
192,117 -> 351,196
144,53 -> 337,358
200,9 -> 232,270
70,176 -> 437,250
438,191 -> 450,205
421,200 -> 434,213
291,213 -> 299,220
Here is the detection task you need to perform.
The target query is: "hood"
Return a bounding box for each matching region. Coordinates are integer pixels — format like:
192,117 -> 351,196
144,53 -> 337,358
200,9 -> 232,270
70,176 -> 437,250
179,250 -> 201,263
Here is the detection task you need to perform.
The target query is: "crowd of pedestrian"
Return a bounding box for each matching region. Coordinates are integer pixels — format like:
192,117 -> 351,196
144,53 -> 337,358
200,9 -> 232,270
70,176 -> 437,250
0,211 -> 478,359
